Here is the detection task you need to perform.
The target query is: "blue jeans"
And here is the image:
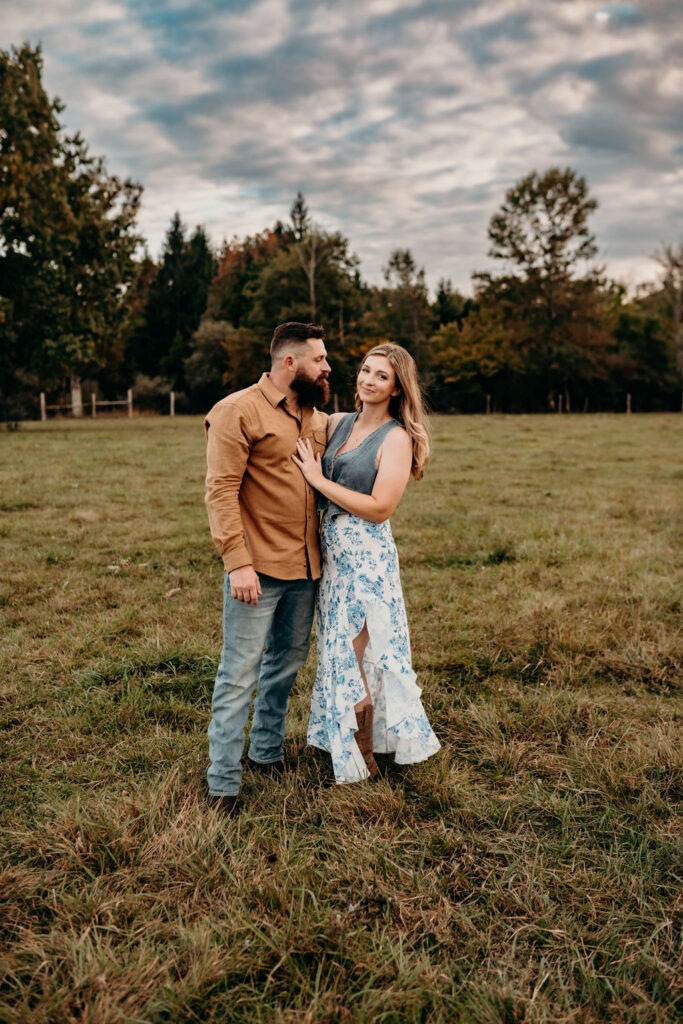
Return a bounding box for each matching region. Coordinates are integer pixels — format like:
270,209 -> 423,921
207,573 -> 316,796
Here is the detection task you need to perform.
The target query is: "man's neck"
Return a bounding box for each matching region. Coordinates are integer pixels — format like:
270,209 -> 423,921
268,368 -> 303,418
269,368 -> 295,401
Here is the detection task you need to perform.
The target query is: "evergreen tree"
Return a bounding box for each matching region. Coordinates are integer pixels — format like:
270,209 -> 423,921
132,215 -> 215,389
290,191 -> 310,241
433,279 -> 466,327
364,250 -> 432,368
118,255 -> 157,390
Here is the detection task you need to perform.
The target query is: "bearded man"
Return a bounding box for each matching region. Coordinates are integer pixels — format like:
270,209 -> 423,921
204,322 -> 331,815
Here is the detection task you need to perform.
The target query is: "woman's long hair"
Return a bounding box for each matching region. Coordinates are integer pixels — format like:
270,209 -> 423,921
354,343 -> 430,480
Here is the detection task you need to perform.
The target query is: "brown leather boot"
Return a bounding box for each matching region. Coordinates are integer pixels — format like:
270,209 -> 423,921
208,794 -> 239,817
354,704 -> 379,779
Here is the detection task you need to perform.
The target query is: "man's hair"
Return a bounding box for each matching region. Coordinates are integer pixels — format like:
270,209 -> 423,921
270,322 -> 325,363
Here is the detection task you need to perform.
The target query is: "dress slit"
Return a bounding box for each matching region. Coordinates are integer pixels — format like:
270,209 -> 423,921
351,620 -> 371,693
307,513 -> 441,784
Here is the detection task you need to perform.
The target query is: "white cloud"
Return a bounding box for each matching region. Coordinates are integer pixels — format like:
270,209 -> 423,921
212,0 -> 293,56
2,0 -> 682,290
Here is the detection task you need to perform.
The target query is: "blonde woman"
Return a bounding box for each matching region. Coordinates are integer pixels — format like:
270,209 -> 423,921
292,343 -> 440,784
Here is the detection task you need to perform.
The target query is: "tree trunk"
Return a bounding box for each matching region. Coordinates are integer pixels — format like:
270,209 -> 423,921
295,236 -> 318,320
308,250 -> 316,321
70,374 -> 83,417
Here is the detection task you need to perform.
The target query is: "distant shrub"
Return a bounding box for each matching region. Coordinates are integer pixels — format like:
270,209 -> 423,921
133,374 -> 173,413
0,369 -> 40,421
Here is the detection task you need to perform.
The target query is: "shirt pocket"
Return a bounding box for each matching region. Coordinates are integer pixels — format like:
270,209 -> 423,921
312,429 -> 327,454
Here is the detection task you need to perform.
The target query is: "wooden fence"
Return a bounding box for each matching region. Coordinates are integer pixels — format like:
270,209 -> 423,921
40,390 -> 133,420
39,391 -> 177,420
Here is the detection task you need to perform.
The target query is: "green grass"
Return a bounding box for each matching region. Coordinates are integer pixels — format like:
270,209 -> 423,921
1,413 -> 681,1023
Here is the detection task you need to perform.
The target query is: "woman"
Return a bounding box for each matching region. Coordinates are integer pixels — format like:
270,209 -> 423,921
292,343 -> 440,784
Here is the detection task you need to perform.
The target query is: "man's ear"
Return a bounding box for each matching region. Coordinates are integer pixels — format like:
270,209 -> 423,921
282,352 -> 297,374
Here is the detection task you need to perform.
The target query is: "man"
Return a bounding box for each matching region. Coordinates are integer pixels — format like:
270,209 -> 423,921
204,322 -> 331,816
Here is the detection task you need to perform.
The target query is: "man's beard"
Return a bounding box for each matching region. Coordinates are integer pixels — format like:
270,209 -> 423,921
291,370 -> 330,408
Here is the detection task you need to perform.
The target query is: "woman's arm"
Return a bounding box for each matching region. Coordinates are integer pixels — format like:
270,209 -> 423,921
292,428 -> 413,523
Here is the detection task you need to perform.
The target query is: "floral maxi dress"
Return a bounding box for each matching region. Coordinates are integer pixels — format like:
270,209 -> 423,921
307,414 -> 441,783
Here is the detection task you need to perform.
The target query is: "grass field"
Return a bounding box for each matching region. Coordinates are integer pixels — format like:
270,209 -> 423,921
1,412 -> 681,1024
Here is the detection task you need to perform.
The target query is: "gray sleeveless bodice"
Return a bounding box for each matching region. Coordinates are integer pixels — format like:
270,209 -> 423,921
320,412 -> 400,517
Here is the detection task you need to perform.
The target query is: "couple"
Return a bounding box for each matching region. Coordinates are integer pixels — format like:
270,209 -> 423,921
204,322 -> 440,815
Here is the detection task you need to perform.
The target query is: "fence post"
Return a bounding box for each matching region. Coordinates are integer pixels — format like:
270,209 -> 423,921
170,391 -> 175,416
91,393 -> 97,418
127,389 -> 133,418
40,392 -> 47,422
558,393 -> 563,413
626,393 -> 631,414
486,394 -> 491,415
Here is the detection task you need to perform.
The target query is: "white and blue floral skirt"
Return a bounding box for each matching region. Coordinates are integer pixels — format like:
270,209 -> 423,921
307,513 -> 441,784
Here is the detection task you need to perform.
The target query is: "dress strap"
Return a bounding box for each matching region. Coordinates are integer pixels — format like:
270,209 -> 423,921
327,412 -> 357,456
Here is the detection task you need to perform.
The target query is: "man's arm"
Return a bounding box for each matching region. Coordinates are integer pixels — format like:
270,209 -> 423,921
205,403 -> 262,605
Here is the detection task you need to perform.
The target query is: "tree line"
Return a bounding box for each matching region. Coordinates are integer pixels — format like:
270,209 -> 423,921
1,44 -> 681,420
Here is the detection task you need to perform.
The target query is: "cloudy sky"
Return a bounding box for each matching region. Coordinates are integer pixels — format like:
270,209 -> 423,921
3,0 -> 681,292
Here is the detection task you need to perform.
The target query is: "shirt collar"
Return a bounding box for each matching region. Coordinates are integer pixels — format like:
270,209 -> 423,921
257,372 -> 287,408
257,372 -> 318,425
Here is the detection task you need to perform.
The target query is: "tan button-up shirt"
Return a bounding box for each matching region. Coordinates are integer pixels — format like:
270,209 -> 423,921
204,373 -> 327,579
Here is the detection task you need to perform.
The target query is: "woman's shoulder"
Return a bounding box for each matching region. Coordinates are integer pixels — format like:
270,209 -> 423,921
386,420 -> 410,444
326,411 -> 353,439
378,421 -> 411,459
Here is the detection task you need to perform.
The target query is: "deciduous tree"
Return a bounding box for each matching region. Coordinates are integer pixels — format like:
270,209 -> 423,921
184,318 -> 263,411
478,167 -> 608,408
0,44 -> 142,415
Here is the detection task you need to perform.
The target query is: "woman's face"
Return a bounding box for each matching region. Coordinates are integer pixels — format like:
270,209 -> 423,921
357,355 -> 400,405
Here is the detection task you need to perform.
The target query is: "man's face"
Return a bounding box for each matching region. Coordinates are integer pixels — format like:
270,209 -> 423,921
291,338 -> 331,406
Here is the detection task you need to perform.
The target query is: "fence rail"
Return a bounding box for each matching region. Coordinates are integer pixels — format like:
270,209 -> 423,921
39,389 -> 177,420
40,390 -> 133,420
